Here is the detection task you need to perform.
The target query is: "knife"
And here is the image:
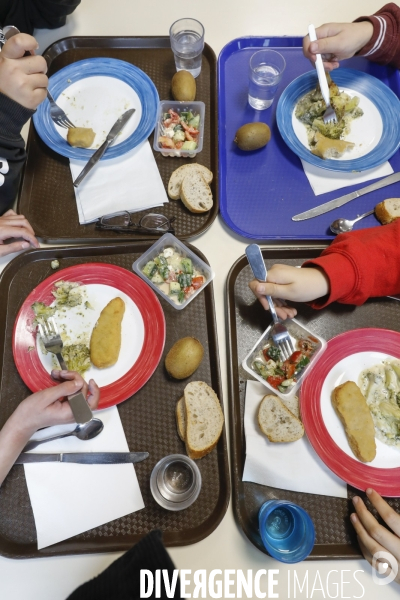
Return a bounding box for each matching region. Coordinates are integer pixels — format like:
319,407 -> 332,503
292,172 -> 400,221
15,452 -> 149,464
73,108 -> 135,187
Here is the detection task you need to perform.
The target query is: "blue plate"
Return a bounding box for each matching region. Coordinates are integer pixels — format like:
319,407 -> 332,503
33,58 -> 159,160
276,68 -> 400,172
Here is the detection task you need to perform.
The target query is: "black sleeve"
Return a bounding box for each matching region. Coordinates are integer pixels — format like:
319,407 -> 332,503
1,0 -> 81,35
0,92 -> 34,214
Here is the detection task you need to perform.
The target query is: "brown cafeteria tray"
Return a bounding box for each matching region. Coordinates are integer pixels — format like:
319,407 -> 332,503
18,37 -> 218,244
226,248 -> 400,560
0,242 -> 229,559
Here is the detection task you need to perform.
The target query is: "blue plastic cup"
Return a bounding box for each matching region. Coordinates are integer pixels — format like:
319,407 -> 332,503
258,500 -> 315,563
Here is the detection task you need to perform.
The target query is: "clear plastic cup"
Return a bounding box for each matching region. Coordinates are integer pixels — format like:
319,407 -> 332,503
169,18 -> 205,78
258,500 -> 315,563
248,49 -> 286,110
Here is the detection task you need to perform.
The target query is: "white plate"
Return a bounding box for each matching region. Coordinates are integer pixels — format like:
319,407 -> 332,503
55,76 -> 142,149
321,351 -> 400,469
36,284 -> 145,387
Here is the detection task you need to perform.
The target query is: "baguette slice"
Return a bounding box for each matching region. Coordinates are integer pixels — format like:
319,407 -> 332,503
168,164 -> 213,200
176,397 -> 186,441
375,198 -> 400,225
181,172 -> 213,213
258,395 -> 304,442
332,381 -> 376,462
280,395 -> 300,420
311,131 -> 355,159
184,381 -> 224,459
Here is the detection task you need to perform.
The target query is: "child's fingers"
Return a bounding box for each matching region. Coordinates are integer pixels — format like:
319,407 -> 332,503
352,496 -> 400,561
0,241 -> 31,256
87,379 -> 100,410
1,33 -> 39,59
365,488 -> 400,537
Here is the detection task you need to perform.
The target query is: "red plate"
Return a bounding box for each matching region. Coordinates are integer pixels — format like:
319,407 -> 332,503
13,263 -> 165,409
301,328 -> 400,497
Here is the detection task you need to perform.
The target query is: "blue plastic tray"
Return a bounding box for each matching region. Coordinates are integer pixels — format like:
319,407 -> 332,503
218,37 -> 400,241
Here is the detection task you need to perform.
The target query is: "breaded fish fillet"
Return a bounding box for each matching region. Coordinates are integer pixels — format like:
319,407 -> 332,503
90,297 -> 125,368
332,381 -> 376,463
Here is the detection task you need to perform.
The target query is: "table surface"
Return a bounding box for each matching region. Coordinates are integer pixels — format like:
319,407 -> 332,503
1,1 -> 399,598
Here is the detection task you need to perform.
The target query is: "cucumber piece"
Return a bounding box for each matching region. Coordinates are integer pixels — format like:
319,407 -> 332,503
159,265 -> 170,280
189,115 -> 200,128
178,290 -> 185,303
169,281 -> 181,295
181,257 -> 193,275
177,273 -> 192,288
142,260 -> 157,278
151,272 -> 164,284
173,130 -> 185,143
154,255 -> 168,267
181,141 -> 197,151
187,111 -> 194,121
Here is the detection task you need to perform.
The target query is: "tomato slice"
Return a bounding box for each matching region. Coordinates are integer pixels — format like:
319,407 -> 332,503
191,276 -> 204,290
267,375 -> 285,389
289,351 -> 303,364
283,362 -> 296,378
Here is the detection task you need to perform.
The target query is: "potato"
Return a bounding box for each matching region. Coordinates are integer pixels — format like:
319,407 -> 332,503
165,337 -> 204,379
234,122 -> 271,151
171,70 -> 196,101
67,127 -> 96,148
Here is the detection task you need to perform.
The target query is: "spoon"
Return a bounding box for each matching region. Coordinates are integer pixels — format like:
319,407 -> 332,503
330,209 -> 375,235
22,418 -> 104,452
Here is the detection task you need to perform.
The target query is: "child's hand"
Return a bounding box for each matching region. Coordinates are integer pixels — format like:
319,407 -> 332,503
248,264 -> 329,320
10,371 -> 100,439
351,488 -> 400,585
303,22 -> 374,71
0,33 -> 48,109
0,209 -> 40,255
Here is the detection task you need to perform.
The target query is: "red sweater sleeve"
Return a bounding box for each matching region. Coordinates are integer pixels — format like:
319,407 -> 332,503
354,3 -> 400,68
302,220 -> 400,309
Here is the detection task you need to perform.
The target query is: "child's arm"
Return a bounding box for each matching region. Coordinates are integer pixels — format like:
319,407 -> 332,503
249,220 -> 400,318
2,0 -> 81,35
303,3 -> 400,71
0,33 -> 47,211
0,370 -> 100,486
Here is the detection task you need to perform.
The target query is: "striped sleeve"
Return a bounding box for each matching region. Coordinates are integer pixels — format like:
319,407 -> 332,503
354,3 -> 400,68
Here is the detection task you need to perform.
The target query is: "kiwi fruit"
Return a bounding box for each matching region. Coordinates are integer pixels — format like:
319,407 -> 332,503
234,122 -> 271,151
171,70 -> 196,101
165,337 -> 204,379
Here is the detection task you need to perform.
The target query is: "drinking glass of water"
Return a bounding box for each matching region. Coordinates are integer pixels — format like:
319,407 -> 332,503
169,18 -> 205,78
258,500 -> 315,563
248,49 -> 286,110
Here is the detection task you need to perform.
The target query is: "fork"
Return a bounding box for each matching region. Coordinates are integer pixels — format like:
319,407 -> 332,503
245,244 -> 295,360
308,24 -> 337,125
47,90 -> 76,129
38,318 -> 93,423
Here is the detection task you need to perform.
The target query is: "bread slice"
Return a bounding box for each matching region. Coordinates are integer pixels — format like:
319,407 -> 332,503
332,381 -> 376,462
180,172 -> 213,213
280,395 -> 300,420
168,164 -> 213,200
184,381 -> 224,459
375,198 -> 400,225
176,397 -> 186,441
258,395 -> 304,442
311,131 -> 355,159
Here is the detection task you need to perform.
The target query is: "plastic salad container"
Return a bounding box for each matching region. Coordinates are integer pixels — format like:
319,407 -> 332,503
132,233 -> 214,310
242,318 -> 326,400
153,100 -> 205,158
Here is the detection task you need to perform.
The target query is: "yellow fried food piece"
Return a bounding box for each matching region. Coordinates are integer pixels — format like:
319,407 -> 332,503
67,127 -> 96,148
90,297 -> 125,368
332,381 -> 376,463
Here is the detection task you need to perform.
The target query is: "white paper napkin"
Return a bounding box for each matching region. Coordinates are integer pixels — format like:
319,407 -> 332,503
69,141 -> 168,224
243,381 -> 347,498
301,159 -> 394,196
24,406 -> 145,550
